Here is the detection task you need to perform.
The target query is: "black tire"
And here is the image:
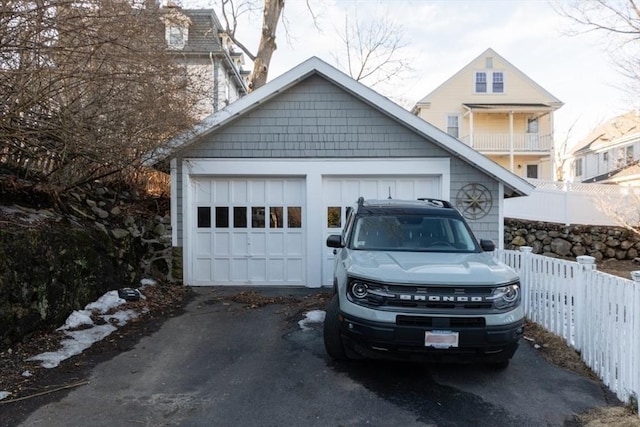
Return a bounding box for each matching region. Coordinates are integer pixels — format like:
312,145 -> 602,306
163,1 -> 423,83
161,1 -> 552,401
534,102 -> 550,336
323,295 -> 348,360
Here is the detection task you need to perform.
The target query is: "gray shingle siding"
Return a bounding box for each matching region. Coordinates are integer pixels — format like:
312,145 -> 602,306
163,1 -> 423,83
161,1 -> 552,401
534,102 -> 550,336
180,76 -> 448,159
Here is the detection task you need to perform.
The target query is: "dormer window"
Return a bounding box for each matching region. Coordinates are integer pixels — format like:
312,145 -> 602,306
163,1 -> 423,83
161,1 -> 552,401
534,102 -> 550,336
166,24 -> 188,50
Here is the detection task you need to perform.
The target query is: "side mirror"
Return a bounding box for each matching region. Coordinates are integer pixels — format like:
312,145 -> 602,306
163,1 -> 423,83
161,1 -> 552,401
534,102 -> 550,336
480,239 -> 495,252
326,235 -> 345,248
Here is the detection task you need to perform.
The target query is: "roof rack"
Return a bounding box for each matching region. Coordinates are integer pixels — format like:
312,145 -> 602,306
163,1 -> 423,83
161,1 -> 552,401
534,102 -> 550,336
417,198 -> 453,208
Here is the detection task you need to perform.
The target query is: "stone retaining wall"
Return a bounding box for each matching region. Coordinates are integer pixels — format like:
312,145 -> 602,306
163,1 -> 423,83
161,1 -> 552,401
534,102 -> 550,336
504,218 -> 640,261
0,186 -> 178,349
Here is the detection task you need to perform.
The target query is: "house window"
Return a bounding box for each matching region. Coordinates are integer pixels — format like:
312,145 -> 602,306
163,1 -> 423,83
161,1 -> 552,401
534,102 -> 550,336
485,57 -> 493,68
167,25 -> 187,49
602,152 -> 608,163
527,117 -> 539,134
447,115 -> 460,138
574,158 -> 583,177
492,72 -> 504,93
626,145 -> 634,164
526,164 -> 538,179
475,71 -> 504,93
475,72 -> 487,93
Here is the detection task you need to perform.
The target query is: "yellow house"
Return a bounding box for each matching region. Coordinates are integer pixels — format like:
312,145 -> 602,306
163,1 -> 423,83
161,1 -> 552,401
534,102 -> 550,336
412,48 -> 563,179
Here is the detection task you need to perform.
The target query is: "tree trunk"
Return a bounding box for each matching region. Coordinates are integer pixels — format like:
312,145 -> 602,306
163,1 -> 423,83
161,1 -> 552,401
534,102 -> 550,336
249,0 -> 284,91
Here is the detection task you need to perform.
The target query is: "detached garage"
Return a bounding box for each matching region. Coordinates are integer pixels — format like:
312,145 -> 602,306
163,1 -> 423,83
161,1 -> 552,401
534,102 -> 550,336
161,57 -> 533,287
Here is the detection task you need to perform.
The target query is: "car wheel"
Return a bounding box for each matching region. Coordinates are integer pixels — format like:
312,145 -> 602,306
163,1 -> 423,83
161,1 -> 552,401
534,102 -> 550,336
323,295 -> 348,360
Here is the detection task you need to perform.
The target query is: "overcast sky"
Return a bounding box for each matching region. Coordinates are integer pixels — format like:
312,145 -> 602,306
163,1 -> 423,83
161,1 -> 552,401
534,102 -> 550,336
186,0 -> 635,149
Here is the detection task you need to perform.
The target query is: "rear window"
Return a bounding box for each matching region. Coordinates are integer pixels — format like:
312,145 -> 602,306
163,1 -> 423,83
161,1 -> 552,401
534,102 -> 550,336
351,214 -> 478,252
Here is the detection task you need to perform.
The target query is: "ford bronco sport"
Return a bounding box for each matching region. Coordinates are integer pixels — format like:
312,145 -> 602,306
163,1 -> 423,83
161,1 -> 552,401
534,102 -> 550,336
324,198 -> 523,368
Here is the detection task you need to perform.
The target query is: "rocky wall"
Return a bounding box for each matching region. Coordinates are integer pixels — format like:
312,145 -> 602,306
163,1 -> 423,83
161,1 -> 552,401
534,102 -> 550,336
0,185 -> 178,349
504,218 -> 640,261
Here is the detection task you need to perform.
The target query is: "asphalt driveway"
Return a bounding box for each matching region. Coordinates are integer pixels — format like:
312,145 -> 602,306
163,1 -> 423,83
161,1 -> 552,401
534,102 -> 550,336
16,287 -> 611,427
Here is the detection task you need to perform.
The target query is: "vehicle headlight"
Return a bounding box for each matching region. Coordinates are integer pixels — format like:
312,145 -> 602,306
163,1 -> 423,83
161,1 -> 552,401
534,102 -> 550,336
489,283 -> 520,309
351,281 -> 369,299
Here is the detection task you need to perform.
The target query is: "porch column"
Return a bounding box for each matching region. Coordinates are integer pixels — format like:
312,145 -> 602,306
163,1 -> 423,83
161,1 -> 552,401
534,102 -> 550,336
509,111 -> 514,172
469,111 -> 474,147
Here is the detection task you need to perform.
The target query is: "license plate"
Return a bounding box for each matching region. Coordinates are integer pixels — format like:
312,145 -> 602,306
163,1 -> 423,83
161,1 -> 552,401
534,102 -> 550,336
425,330 -> 459,348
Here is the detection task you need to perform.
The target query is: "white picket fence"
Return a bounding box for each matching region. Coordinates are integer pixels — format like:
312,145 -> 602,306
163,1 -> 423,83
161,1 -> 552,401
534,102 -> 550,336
495,247 -> 640,410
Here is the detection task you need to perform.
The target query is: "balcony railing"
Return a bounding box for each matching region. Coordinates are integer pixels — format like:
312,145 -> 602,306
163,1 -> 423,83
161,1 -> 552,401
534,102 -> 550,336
460,133 -> 554,152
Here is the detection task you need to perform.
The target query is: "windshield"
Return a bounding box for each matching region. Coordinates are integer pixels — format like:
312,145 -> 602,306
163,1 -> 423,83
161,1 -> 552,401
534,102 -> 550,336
351,214 -> 478,252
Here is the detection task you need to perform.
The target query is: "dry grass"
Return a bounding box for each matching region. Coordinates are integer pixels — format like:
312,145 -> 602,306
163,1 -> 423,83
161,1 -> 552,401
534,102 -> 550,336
577,407 -> 640,427
524,320 -> 639,426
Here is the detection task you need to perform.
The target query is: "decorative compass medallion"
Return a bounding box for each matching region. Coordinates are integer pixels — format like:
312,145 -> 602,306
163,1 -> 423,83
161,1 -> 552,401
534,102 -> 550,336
456,183 -> 493,220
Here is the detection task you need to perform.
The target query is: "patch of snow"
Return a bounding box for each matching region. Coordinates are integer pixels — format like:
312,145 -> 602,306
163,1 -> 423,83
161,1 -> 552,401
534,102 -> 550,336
298,310 -> 326,331
85,290 -> 125,312
27,289 -> 142,369
0,391 -> 11,401
140,278 -> 156,287
28,324 -> 117,369
58,310 -> 93,331
22,370 -> 32,377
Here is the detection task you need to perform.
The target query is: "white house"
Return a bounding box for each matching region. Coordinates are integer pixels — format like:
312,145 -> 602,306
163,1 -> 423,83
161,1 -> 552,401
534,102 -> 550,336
569,111 -> 640,186
160,6 -> 249,118
158,57 -> 533,287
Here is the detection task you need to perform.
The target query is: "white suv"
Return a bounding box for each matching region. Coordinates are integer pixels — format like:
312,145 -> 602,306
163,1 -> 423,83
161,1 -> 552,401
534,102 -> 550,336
324,198 -> 523,368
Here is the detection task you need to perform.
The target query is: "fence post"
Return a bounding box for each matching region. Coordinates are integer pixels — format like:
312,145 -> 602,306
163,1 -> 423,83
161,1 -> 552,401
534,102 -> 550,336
519,246 -> 533,318
631,270 -> 640,414
574,255 -> 596,352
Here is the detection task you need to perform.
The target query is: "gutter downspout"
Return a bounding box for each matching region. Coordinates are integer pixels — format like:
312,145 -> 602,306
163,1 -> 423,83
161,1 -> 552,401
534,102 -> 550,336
210,52 -> 219,113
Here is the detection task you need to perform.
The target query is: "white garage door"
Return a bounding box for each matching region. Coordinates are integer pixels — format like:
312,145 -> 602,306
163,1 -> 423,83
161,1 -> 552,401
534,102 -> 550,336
192,178 -> 305,285
322,176 -> 442,286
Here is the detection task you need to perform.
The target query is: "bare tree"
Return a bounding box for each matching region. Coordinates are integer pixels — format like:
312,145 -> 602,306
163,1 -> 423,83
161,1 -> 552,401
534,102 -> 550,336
554,119 -> 580,181
216,0 -> 411,93
552,0 -> 640,103
0,0 -> 199,191
218,0 -> 284,90
331,11 -> 412,88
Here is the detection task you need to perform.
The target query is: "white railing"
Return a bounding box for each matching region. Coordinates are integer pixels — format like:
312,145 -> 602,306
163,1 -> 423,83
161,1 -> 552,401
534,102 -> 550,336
460,133 -> 554,152
504,179 -> 630,226
495,247 -> 640,410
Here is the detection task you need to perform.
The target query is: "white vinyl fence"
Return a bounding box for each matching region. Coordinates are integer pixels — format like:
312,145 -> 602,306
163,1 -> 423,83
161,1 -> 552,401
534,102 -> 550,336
504,179 -> 633,226
496,247 -> 640,410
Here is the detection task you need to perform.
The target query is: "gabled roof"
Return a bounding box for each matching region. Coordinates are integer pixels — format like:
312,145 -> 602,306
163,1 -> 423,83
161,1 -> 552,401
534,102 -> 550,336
413,48 -> 563,111
572,111 -> 640,154
158,56 -> 534,198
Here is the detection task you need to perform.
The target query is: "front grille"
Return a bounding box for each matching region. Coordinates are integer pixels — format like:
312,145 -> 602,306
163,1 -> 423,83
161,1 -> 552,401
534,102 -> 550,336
396,315 -> 486,328
350,282 -> 495,311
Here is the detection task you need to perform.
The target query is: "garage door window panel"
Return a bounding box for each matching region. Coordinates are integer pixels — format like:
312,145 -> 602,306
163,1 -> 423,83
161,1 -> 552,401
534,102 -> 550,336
197,207 -> 211,228
215,207 -> 229,228
327,206 -> 341,228
288,207 -> 302,228
270,207 -> 283,228
252,207 -> 266,228
234,207 -> 247,228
